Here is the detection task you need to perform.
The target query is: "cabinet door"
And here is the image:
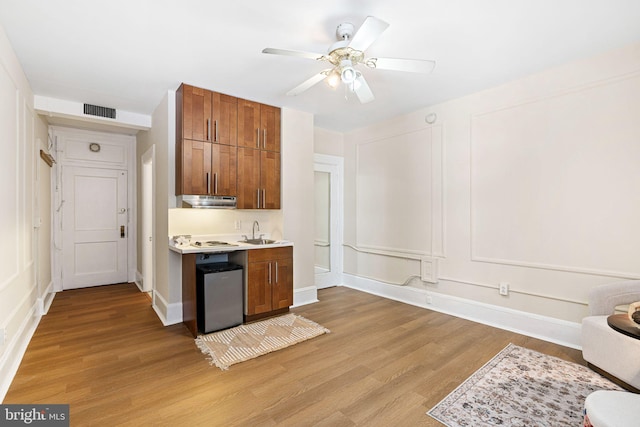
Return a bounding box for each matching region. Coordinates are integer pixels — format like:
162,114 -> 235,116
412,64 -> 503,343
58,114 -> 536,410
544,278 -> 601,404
237,99 -> 261,148
261,150 -> 281,209
247,261 -> 272,315
272,257 -> 293,310
211,144 -> 237,196
181,139 -> 212,195
182,85 -> 212,142
261,105 -> 281,152
212,93 -> 238,146
237,147 -> 261,209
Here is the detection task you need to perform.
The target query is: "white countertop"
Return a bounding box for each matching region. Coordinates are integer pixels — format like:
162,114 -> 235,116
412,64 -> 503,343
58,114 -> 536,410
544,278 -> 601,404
169,235 -> 293,254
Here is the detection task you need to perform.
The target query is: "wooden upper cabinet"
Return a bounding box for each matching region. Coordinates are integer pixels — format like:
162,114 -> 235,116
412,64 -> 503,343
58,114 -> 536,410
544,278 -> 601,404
261,150 -> 281,209
237,99 -> 261,149
238,99 -> 280,152
212,93 -> 238,146
181,84 -> 212,142
176,83 -> 280,205
236,147 -> 261,209
180,139 -> 211,195
261,104 -> 281,152
211,143 -> 237,196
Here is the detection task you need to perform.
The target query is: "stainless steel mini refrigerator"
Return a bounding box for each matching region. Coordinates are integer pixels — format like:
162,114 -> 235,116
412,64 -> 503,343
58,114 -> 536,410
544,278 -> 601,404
196,262 -> 244,333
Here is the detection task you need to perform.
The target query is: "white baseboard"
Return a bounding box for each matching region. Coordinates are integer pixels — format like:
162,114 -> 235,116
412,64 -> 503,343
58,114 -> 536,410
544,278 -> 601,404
36,282 -> 55,316
152,291 -> 182,326
134,270 -> 143,292
342,273 -> 582,350
0,303 -> 42,402
292,286 -> 319,308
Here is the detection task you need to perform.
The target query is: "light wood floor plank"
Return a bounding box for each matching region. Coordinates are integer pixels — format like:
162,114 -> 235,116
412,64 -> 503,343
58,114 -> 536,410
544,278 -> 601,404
4,283 -> 586,426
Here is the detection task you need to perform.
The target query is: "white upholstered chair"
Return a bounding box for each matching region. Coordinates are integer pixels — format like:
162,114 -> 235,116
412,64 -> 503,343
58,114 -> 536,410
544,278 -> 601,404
581,280 -> 640,390
583,390 -> 640,427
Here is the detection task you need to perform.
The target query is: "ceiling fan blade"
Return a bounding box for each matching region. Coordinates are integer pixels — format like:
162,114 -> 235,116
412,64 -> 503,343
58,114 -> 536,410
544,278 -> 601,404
262,47 -> 325,60
369,57 -> 436,73
349,16 -> 389,52
286,71 -> 329,96
354,74 -> 375,104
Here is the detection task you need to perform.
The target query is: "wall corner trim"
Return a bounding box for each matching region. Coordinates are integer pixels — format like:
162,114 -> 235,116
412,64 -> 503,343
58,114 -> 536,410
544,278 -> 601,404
292,286 -> 319,308
152,291 -> 182,326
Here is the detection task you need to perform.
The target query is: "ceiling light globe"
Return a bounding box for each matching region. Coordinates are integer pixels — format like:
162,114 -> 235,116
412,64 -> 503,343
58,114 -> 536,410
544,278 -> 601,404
341,66 -> 356,84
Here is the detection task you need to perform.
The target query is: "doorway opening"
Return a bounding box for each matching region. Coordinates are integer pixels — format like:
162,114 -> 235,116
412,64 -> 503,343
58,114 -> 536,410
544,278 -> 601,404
314,154 -> 343,289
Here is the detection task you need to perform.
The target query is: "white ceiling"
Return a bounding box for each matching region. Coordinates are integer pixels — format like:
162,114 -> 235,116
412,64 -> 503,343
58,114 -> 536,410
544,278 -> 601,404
1,0 -> 640,132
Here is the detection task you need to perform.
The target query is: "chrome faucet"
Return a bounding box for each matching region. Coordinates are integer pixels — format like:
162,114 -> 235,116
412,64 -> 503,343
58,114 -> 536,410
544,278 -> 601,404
252,220 -> 260,240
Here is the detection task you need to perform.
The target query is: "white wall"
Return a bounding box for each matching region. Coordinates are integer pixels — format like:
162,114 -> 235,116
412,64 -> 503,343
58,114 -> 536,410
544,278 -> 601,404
314,127 -> 344,157
343,42 -> 640,325
0,24 -> 51,401
136,91 -> 178,324
282,108 -> 316,291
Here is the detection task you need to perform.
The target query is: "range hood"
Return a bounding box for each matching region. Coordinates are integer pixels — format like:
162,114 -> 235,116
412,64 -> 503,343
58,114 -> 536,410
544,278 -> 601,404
177,195 -> 237,209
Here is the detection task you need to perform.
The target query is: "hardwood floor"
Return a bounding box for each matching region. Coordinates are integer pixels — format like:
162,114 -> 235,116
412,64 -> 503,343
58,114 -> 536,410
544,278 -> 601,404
5,284 -> 586,426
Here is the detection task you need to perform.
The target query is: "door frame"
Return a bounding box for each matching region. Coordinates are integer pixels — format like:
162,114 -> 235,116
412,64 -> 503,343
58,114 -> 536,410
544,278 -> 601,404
140,145 -> 156,294
314,154 -> 344,289
51,126 -> 136,292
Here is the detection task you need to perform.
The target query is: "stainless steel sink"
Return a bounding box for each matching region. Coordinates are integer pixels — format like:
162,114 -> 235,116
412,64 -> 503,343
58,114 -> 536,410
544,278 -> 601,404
239,238 -> 277,245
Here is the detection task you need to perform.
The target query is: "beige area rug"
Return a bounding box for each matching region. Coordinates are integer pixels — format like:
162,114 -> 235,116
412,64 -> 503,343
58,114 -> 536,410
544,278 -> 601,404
428,343 -> 622,426
195,313 -> 330,370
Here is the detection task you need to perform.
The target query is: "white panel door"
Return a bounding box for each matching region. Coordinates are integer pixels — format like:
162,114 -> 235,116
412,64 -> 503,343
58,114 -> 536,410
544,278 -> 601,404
62,166 -> 128,289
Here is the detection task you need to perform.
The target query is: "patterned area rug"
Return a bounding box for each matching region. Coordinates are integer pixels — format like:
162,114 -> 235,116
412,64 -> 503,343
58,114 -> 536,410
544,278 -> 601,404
428,343 -> 622,426
195,313 -> 330,370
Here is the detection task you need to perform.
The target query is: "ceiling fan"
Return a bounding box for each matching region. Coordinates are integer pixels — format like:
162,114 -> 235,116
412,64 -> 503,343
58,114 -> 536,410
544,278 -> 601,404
262,16 -> 436,103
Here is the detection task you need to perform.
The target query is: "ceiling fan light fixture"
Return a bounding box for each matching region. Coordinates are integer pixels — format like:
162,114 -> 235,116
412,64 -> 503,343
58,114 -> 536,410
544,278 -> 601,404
326,69 -> 341,88
340,59 -> 356,84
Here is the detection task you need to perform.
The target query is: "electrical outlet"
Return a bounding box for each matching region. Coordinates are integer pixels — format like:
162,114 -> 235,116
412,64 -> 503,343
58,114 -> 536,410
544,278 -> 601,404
426,295 -> 433,305
235,220 -> 242,230
499,282 -> 509,296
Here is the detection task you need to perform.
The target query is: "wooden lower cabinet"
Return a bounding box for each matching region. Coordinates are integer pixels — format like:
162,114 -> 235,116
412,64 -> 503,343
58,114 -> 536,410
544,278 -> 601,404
245,247 -> 293,321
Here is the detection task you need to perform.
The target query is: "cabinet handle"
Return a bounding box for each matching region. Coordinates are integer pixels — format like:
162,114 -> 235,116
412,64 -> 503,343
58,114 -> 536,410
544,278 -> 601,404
263,129 -> 266,149
120,225 -> 125,238
214,120 -> 218,142
207,119 -> 211,141
206,172 -> 210,194
257,188 -> 260,208
262,189 -> 266,209
268,262 -> 272,285
213,173 -> 218,194
275,261 -> 278,284
256,128 -> 260,148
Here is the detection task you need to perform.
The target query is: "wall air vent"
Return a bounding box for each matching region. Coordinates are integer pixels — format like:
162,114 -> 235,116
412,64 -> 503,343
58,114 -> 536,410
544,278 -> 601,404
83,103 -> 116,119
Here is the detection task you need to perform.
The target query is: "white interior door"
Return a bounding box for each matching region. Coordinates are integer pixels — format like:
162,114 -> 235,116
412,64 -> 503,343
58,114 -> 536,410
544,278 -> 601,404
62,166 -> 128,289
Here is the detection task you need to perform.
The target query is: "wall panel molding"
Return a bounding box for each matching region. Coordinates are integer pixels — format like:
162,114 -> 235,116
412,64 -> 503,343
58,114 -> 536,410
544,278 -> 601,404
470,71 -> 640,278
355,125 -> 445,257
